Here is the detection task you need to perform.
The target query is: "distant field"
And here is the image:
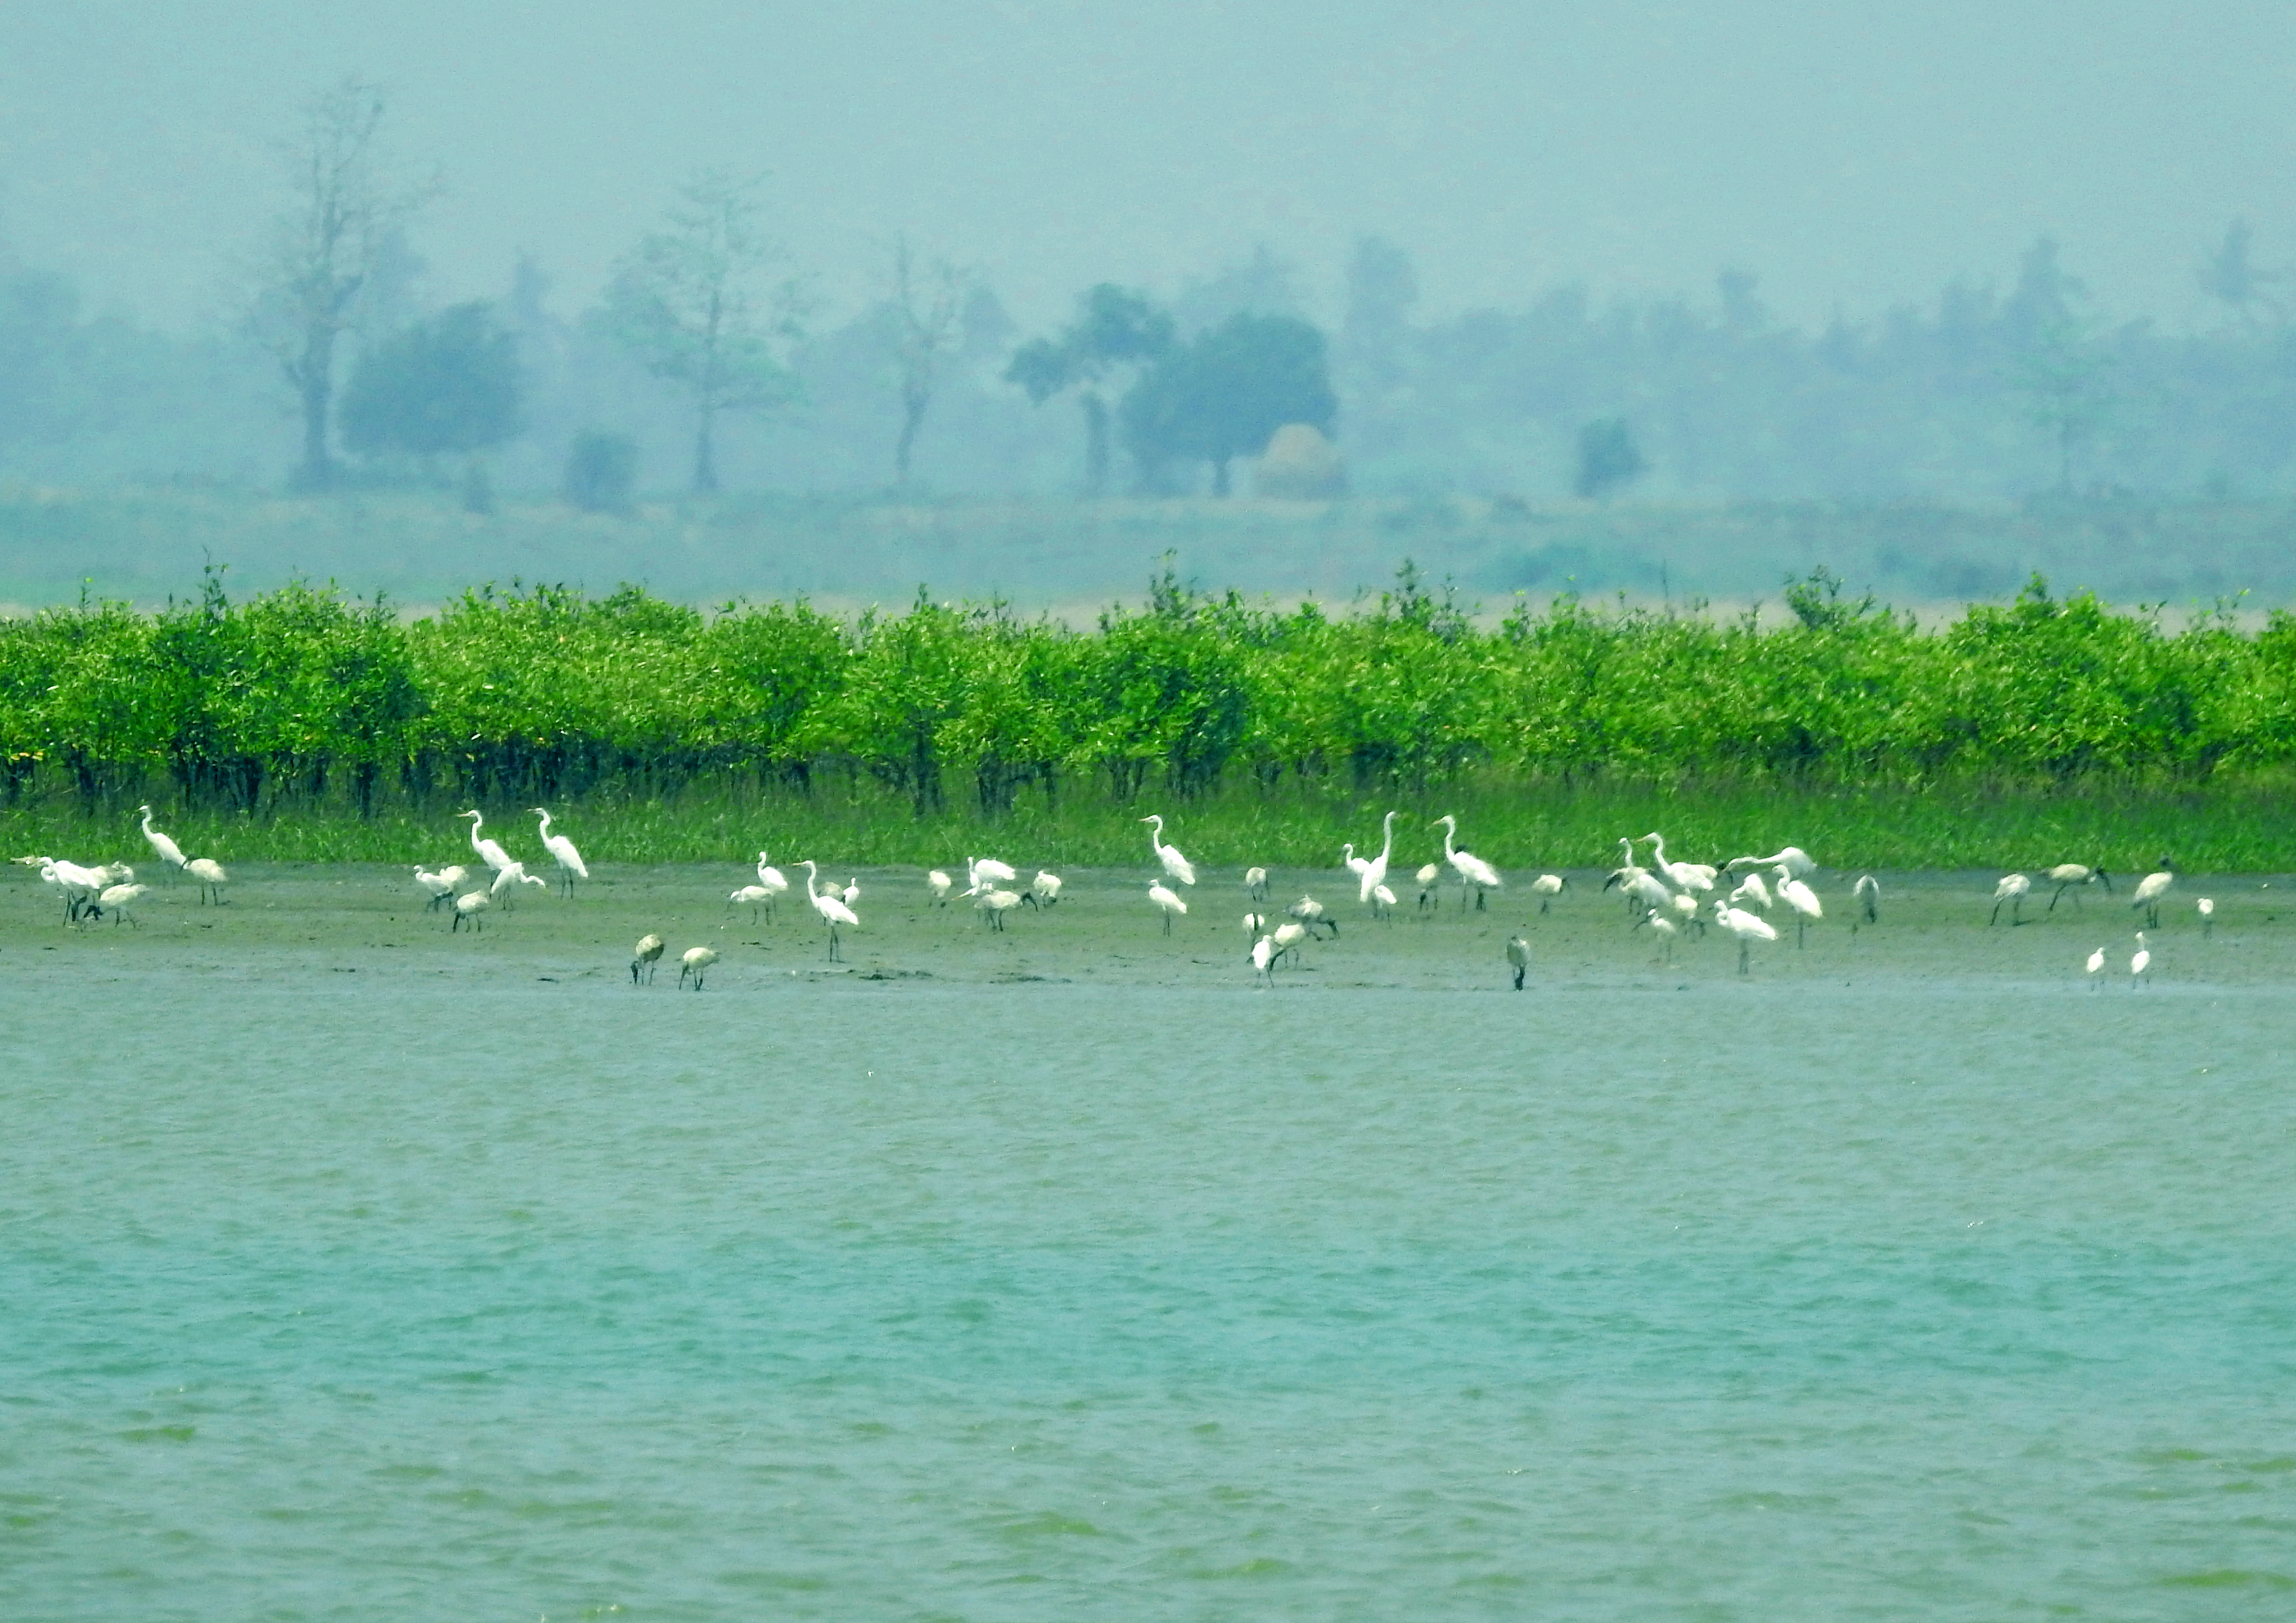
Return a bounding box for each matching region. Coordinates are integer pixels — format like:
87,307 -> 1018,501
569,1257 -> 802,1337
4,486 -> 2293,612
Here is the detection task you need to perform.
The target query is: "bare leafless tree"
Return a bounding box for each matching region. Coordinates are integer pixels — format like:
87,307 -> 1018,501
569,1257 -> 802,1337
888,238 -> 967,487
251,78 -> 435,490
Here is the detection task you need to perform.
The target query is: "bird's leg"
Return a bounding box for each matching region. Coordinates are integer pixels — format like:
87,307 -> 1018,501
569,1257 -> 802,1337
1738,940 -> 1751,976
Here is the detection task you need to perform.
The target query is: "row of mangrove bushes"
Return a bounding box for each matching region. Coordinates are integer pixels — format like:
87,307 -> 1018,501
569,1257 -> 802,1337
4,565 -> 2291,819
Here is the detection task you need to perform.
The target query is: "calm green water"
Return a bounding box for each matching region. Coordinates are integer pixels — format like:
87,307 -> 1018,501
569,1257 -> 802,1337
5,962 -> 2293,1620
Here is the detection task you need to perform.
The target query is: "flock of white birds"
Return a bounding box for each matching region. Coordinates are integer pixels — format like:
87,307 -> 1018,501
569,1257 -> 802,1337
12,806 -> 2212,994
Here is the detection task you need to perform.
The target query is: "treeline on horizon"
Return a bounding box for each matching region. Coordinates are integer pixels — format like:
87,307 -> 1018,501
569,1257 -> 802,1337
5,564 -> 2290,830
1,82 -> 2293,508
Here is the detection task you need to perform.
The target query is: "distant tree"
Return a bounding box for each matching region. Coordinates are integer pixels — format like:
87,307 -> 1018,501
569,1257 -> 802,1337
2003,238 -> 2115,493
1005,284 -> 1174,495
1573,418 -> 1646,499
562,430 -> 639,514
600,169 -> 806,494
249,77 -> 436,491
1121,313 -> 1336,495
886,238 -> 967,487
2198,219 -> 2284,327
1341,236 -> 1418,396
340,302 -> 523,476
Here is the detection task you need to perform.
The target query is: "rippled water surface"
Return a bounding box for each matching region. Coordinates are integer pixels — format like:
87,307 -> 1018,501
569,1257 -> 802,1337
7,946 -> 2295,1619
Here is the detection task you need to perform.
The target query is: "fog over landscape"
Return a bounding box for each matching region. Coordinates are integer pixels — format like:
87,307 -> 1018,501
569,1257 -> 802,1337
3,1 -> 2295,605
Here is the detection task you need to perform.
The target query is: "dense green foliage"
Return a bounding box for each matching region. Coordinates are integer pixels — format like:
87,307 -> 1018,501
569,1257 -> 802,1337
5,565 -> 2291,866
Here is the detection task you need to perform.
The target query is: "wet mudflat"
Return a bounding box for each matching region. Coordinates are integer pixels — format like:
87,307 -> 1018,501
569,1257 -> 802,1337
5,863 -> 2293,1620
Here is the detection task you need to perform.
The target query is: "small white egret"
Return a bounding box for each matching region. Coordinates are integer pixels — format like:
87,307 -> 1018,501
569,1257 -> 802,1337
1251,933 -> 1279,986
1433,814 -> 1502,909
2198,897 -> 2215,939
451,890 -> 490,931
1712,899 -> 1779,976
2045,863 -> 2111,912
1147,880 -> 1189,933
184,857 -> 228,906
632,933 -> 666,983
1371,882 -> 1397,918
927,869 -> 954,905
801,860 -> 859,961
1774,865 -> 1823,947
414,866 -> 456,910
840,876 -> 861,908
1415,863 -> 1443,914
490,861 -> 547,908
1505,933 -> 1531,990
1728,872 -> 1773,913
730,883 -> 777,922
2084,945 -> 2106,988
459,809 -> 515,874
679,945 -> 719,990
2130,931 -> 2152,988
1141,815 -> 1196,885
1530,873 -> 1566,913
2130,859 -> 2175,928
531,808 -> 588,895
753,852 -> 791,916
1988,872 -> 2032,927
137,805 -> 187,870
1636,907 -> 1681,963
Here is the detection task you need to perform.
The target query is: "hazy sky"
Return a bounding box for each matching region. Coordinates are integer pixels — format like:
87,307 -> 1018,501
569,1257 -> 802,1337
3,1 -> 2290,334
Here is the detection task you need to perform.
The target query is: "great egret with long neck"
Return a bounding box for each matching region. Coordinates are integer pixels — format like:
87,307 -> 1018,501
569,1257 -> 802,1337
532,808 -> 588,895
1357,811 -> 1397,907
802,860 -> 858,961
137,805 -> 187,870
1433,815 -> 1502,910
1141,815 -> 1196,885
459,810 -> 515,874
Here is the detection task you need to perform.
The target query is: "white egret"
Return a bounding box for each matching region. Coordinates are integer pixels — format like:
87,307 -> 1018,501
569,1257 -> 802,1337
1610,865 -> 1674,920
1530,873 -> 1566,913
2130,859 -> 2175,928
1988,873 -> 2031,927
490,861 -> 547,908
39,857 -> 107,921
2130,931 -> 2152,988
184,857 -> 228,906
1341,842 -> 1367,882
1026,871 -> 1063,908
679,945 -> 719,990
1415,863 -> 1443,913
632,933 -> 665,984
730,883 -> 777,922
1141,815 -> 1196,885
531,808 -> 588,895
1643,832 -> 1717,892
1774,865 -> 1823,947
1636,907 -> 1681,962
1251,933 -> 1279,986
1854,874 -> 1880,925
137,805 -> 187,870
1432,815 -> 1503,910
1505,933 -> 1531,990
753,852 -> 791,916
1357,811 -> 1398,906
1726,846 -> 1816,880
1371,882 -> 1397,918
1148,880 -> 1189,933
459,810 -> 515,874
969,857 -> 1018,889
2084,945 -> 2106,988
1712,899 -> 1779,975
451,890 -> 490,931
1728,872 -> 1773,913
2045,863 -> 2110,912
801,860 -> 859,961
2198,897 -> 2215,938
1667,891 -> 1704,935
976,887 -> 1025,929
414,866 -> 457,910
1245,866 -> 1271,904
840,876 -> 861,908
927,869 -> 954,905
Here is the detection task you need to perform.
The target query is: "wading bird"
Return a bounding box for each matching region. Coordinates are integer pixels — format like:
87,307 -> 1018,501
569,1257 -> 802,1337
977,887 -> 1025,929
1643,832 -> 1716,893
753,852 -> 790,916
1728,871 -> 1773,914
1287,895 -> 1336,938
1251,933 -> 1279,986
1505,934 -> 1531,990
1271,921 -> 1309,964
2085,945 -> 2106,988
451,890 -> 490,931
1242,910 -> 1268,938
1989,872 -> 2031,927
1712,899 -> 1780,976
38,857 -> 107,922
1027,871 -> 1063,908
1530,873 -> 1566,913
2130,859 -> 2176,928
1141,815 -> 1196,885
679,946 -> 719,990
1416,863 -> 1443,914
459,810 -> 515,875
840,876 -> 861,908
490,862 -> 547,908
1636,907 -> 1680,963
1357,811 -> 1397,909
1148,880 -> 1189,933
1371,883 -> 1397,918
730,883 -> 777,923
414,866 -> 457,910
2045,863 -> 2110,912
801,861 -> 858,961
137,805 -> 187,870
968,857 -> 1018,891
1726,845 -> 1816,880
185,857 -> 229,906
532,808 -> 588,895
1775,865 -> 1823,947
1433,815 -> 1503,910
2130,931 -> 2152,988
94,881 -> 147,926
1854,874 -> 1880,926
1246,866 -> 1271,905
632,933 -> 665,983
1608,861 -> 1674,923
927,869 -> 954,905
2198,897 -> 2215,938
